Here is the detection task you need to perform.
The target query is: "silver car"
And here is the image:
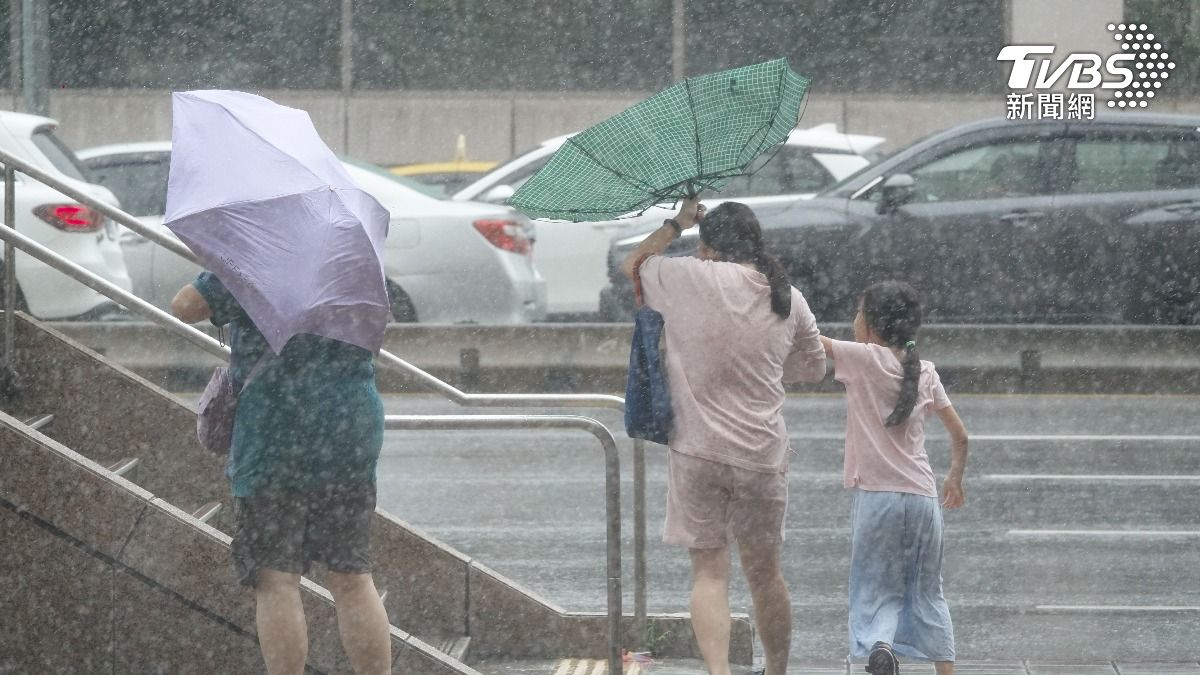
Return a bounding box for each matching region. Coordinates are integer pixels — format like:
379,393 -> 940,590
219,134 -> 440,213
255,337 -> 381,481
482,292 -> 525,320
77,142 -> 547,324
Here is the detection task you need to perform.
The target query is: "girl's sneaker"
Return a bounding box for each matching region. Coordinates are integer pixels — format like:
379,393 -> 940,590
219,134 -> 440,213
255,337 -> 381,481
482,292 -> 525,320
866,642 -> 899,675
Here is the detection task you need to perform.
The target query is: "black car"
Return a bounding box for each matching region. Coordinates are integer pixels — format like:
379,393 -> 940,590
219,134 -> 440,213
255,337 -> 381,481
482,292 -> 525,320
599,113 -> 1200,325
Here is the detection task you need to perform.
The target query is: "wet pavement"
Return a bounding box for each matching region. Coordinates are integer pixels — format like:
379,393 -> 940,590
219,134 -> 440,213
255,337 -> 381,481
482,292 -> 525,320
375,393 -> 1200,668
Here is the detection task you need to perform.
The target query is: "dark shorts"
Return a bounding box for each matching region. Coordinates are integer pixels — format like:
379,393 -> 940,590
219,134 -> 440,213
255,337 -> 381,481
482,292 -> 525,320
232,481 -> 376,587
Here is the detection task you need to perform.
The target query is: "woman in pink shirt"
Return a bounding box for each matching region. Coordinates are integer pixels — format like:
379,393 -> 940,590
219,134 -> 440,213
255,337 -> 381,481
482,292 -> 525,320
622,197 -> 826,675
819,281 -> 969,675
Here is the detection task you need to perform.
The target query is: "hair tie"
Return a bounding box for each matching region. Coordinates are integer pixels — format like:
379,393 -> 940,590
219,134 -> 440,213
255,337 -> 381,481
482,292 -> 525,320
905,340 -> 917,350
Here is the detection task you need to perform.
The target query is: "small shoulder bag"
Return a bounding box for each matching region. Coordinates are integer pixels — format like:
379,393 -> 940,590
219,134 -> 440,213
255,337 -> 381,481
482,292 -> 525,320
623,254 -> 673,445
196,351 -> 272,454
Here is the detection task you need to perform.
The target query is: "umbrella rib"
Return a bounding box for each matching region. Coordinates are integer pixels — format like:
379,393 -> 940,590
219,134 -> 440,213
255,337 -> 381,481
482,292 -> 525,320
744,66 -> 793,165
562,136 -> 662,195
683,75 -> 703,196
214,98 -> 345,193
166,186 -> 340,224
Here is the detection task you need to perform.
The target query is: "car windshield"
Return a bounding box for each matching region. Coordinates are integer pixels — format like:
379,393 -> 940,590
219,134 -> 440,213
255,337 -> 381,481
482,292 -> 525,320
816,128 -> 948,197
341,157 -> 445,199
85,157 -> 169,217
32,128 -> 89,181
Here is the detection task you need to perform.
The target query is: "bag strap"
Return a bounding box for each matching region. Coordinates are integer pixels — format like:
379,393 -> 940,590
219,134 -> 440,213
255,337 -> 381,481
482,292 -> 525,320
631,253 -> 653,308
238,349 -> 275,393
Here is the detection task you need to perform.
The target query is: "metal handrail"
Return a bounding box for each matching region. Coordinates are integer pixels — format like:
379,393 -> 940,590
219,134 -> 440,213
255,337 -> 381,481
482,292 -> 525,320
0,208 -> 628,675
0,144 -> 650,631
0,153 -> 645,670
386,414 -> 621,670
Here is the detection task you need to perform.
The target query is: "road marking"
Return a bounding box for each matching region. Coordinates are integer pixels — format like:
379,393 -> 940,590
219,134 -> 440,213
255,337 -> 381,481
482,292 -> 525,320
988,474 -> 1200,481
970,434 -> 1200,442
1037,604 -> 1200,612
1008,529 -> 1200,538
790,433 -> 1200,441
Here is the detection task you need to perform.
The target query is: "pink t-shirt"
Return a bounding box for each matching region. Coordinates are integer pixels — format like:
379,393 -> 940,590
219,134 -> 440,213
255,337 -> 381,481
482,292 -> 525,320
829,340 -> 952,498
639,255 -> 826,472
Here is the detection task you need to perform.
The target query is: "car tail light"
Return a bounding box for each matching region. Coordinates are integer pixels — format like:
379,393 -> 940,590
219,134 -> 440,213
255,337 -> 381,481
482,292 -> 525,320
473,219 -> 531,255
34,204 -> 104,233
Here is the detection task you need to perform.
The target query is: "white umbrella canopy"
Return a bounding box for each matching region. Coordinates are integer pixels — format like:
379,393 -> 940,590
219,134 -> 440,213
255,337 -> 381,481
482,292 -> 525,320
165,90 -> 391,354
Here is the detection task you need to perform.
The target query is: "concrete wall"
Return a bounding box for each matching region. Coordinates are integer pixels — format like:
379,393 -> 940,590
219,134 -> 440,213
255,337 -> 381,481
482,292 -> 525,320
14,88 -> 1200,167
1008,0 -> 1124,55
43,320 -> 1200,395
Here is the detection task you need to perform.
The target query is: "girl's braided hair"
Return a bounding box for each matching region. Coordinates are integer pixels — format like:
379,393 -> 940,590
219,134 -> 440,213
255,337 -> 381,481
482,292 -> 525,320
860,281 -> 923,426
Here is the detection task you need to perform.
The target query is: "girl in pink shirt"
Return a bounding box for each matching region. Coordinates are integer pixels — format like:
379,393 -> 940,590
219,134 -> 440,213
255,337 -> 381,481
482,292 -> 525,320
819,281 -> 969,675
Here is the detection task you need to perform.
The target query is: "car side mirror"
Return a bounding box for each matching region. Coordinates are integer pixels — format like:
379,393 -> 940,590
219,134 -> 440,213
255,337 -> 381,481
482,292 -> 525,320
876,173 -> 915,214
481,184 -> 515,204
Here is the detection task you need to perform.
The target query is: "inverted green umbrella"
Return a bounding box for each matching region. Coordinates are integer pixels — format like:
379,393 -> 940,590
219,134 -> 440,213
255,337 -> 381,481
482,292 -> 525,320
509,58 -> 810,222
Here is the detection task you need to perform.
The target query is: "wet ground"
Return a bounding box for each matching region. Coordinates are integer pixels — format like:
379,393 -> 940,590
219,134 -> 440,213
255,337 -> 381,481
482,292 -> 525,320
375,393 -> 1200,667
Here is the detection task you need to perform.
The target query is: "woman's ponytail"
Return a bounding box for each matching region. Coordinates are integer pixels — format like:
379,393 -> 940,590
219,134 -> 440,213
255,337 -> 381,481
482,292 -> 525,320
700,203 -> 793,319
757,250 -> 792,319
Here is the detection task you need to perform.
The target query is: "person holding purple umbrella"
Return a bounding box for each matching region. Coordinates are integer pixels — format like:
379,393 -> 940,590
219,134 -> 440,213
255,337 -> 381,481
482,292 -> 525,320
172,275 -> 390,675
167,90 -> 394,675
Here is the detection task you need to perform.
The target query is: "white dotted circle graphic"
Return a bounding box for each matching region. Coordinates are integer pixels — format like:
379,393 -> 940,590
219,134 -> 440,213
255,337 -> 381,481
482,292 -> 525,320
1109,22 -> 1174,111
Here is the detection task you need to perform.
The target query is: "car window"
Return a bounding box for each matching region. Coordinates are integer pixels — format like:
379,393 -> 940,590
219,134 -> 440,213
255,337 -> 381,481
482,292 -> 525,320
719,148 -> 834,198
501,156 -> 552,193
1063,134 -> 1200,194
32,128 -> 89,181
905,140 -> 1048,202
86,158 -> 170,217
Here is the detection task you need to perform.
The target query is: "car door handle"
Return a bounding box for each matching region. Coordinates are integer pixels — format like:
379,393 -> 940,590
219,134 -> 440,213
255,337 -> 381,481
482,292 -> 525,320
999,210 -> 1046,228
1162,201 -> 1200,214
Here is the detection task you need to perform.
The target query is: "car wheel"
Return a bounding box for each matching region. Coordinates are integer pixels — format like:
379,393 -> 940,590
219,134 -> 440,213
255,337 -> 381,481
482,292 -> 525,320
598,284 -> 634,322
387,281 -> 418,323
1124,273 -> 1200,325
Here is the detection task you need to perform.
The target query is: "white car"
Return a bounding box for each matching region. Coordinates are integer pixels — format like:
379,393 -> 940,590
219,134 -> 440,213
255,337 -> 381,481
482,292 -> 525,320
454,124 -> 886,318
0,111 -> 131,319
77,142 -> 547,324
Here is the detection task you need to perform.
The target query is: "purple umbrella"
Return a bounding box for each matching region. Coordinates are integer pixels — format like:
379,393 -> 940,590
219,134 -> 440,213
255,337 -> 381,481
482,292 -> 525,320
164,90 -> 390,354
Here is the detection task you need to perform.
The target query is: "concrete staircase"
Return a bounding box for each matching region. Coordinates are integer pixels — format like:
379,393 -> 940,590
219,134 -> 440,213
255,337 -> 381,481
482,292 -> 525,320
0,312 -> 745,673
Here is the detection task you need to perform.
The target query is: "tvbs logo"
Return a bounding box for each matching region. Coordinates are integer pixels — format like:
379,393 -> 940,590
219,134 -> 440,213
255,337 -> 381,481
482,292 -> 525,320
997,23 -> 1174,110
997,45 -> 1135,90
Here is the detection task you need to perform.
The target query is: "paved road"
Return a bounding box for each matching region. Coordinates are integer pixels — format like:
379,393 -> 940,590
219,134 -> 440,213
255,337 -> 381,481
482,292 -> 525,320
375,394 -> 1200,663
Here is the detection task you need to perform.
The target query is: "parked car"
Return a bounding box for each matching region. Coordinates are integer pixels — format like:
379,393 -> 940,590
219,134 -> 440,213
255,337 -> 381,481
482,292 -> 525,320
389,160 -> 498,198
454,124 -> 885,318
77,142 -> 547,324
600,114 -> 1200,325
0,111 -> 131,319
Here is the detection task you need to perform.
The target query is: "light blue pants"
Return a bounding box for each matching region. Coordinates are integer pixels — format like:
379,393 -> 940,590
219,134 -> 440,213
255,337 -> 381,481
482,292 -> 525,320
848,488 -> 955,662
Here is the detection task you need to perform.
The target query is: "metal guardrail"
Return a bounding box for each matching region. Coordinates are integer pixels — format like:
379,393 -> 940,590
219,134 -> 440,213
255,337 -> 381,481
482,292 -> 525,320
386,414 -> 622,668
0,147 -> 645,673
0,145 -> 650,633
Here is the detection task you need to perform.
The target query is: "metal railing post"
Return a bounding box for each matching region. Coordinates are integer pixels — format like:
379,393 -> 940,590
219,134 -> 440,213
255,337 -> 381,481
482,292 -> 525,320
3,166 -> 15,365
633,437 -> 647,637
385,414 -> 623,675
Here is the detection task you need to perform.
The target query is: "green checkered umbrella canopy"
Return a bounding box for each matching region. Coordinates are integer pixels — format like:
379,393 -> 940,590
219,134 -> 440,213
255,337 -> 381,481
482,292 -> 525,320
509,58 -> 810,222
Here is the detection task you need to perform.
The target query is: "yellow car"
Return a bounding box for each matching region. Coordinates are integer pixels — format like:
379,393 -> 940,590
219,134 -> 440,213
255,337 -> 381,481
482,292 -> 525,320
389,160 -> 498,197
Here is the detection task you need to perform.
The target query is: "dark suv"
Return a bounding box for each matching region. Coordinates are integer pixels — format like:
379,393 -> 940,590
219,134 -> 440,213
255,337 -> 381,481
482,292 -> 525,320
599,113 -> 1200,324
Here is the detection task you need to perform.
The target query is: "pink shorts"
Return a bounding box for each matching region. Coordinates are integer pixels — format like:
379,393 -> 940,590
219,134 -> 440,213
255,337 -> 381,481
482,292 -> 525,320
663,450 -> 789,549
